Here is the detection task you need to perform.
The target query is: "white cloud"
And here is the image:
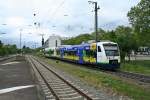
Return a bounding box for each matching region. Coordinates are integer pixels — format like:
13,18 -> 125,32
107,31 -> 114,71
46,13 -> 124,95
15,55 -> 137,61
0,0 -> 141,47
5,16 -> 27,27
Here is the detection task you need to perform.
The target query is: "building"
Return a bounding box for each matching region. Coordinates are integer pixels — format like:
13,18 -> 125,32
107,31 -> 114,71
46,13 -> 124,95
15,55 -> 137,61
137,46 -> 150,55
44,35 -> 61,52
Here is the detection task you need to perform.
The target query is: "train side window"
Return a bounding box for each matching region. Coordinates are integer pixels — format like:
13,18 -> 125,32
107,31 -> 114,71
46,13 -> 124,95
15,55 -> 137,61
98,46 -> 101,52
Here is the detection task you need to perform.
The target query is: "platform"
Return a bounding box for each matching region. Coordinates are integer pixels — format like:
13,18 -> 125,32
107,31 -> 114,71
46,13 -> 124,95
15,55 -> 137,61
0,56 -> 39,100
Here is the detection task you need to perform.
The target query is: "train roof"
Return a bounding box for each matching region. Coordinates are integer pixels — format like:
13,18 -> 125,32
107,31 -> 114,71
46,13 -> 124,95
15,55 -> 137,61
98,41 -> 117,45
58,41 -> 117,50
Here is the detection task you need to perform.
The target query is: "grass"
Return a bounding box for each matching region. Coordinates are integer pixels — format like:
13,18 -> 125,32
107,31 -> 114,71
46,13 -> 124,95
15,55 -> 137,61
120,61 -> 150,76
39,56 -> 150,100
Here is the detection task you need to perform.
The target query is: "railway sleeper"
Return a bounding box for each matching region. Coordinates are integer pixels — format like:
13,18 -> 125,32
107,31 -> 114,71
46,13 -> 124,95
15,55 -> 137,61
57,92 -> 80,97
59,95 -> 83,100
56,90 -> 75,94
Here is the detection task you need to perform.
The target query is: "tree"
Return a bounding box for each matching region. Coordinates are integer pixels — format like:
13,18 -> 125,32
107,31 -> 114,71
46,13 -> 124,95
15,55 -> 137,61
63,28 -> 107,45
115,26 -> 138,61
99,30 -> 117,42
62,34 -> 93,45
127,0 -> 150,46
62,26 -> 139,61
22,45 -> 33,54
91,28 -> 106,40
0,40 -> 2,47
10,45 -> 17,54
0,42 -> 17,56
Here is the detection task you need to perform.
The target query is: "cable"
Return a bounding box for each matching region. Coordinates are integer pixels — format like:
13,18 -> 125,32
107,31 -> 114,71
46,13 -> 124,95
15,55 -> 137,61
42,0 -> 66,26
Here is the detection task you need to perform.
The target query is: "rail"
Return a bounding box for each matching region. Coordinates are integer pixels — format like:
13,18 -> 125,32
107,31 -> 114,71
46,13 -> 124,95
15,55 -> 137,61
28,56 -> 95,100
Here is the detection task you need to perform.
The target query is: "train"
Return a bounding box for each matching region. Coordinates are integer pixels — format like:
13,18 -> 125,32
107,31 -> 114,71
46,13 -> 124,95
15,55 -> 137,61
45,41 -> 121,70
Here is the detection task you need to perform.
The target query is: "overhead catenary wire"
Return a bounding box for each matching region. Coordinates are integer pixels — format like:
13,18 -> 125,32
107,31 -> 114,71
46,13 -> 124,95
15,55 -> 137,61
42,0 -> 67,26
32,0 -> 100,34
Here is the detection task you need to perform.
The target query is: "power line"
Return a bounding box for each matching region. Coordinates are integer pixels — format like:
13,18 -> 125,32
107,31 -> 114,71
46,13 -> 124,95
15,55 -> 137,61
31,0 -> 66,26
42,0 -> 66,26
51,0 -> 66,17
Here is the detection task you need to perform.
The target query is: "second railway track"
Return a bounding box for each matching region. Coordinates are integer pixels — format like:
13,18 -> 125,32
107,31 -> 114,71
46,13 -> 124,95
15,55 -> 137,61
108,71 -> 150,84
47,56 -> 150,84
27,56 -> 100,100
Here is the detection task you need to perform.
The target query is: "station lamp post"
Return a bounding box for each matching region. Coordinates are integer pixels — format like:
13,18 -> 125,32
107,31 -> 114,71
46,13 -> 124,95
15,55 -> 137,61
33,13 -> 45,52
0,33 -> 6,42
0,33 -> 6,35
19,24 -> 33,54
19,29 -> 22,54
0,24 -> 7,36
0,24 -> 7,44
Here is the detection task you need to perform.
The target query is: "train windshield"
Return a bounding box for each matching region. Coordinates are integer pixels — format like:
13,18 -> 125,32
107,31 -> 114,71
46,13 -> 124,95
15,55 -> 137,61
103,44 -> 119,56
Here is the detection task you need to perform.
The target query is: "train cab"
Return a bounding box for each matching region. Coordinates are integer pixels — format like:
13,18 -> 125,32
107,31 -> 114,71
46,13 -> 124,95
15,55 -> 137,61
96,42 -> 120,70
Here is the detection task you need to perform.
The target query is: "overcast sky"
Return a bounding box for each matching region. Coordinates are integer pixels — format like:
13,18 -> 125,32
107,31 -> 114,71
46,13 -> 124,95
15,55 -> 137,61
0,0 -> 140,48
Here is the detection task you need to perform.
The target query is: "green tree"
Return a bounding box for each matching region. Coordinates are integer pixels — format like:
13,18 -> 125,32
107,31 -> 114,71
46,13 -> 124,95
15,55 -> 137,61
0,40 -> 3,48
62,26 -> 139,61
0,42 -> 17,56
127,0 -> 150,46
97,26 -> 138,61
99,30 -> 117,42
91,28 -> 106,40
62,34 -> 93,45
22,45 -> 33,54
115,26 -> 138,61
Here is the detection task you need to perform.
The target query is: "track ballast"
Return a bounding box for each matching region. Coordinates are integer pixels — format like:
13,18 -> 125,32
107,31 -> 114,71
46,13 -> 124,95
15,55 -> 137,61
27,56 -> 100,100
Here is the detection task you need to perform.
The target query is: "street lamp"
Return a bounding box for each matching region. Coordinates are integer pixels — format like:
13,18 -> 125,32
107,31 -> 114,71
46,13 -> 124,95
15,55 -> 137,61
1,23 -> 7,25
0,24 -> 7,43
0,24 -> 7,35
0,33 -> 6,39
33,13 -> 45,49
19,24 -> 33,54
64,14 -> 68,16
0,33 -> 6,35
19,29 -> 22,52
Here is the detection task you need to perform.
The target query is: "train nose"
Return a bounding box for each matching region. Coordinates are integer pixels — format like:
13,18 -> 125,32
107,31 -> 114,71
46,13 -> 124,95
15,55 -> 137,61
109,60 -> 118,65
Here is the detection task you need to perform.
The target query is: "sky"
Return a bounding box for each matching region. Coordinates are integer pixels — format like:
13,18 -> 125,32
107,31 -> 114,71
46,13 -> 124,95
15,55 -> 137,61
0,0 -> 140,48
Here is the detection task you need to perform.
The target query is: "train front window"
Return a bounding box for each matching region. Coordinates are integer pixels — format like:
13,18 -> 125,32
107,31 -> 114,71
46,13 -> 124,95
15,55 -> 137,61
103,44 -> 119,56
105,50 -> 119,56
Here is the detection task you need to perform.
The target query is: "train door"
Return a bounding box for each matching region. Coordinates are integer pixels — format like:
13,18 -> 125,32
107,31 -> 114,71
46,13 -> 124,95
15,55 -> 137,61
78,48 -> 83,64
60,49 -> 64,59
96,44 -> 104,63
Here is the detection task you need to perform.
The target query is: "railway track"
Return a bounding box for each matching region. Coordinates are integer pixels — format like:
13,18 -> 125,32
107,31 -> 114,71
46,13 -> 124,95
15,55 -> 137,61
27,56 -> 100,100
0,55 -> 15,62
46,56 -> 150,85
108,71 -> 150,84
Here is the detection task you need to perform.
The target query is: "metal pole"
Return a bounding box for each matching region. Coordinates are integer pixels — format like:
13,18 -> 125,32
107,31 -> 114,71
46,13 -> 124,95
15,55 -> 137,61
20,29 -> 22,54
88,1 -> 100,64
41,34 -> 45,53
95,2 -> 98,42
42,34 -> 44,46
88,1 -> 100,42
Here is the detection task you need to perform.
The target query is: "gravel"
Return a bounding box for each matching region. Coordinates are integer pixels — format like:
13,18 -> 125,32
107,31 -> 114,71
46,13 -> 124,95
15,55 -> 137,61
36,56 -> 132,100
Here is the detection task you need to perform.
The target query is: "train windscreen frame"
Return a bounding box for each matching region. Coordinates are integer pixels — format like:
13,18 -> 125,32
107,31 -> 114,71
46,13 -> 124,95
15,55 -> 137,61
103,43 -> 119,56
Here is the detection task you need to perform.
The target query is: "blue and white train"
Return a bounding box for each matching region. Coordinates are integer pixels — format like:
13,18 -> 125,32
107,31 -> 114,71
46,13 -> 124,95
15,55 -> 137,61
46,41 -> 120,70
